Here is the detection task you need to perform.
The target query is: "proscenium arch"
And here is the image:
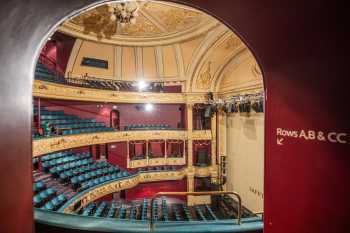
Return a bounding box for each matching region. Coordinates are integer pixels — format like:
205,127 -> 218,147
0,0 -> 267,232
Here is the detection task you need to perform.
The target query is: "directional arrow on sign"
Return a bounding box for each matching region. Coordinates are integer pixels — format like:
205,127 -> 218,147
277,137 -> 284,145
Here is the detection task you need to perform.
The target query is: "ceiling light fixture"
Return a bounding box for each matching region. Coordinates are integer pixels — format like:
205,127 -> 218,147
137,80 -> 148,91
144,103 -> 154,112
108,2 -> 139,27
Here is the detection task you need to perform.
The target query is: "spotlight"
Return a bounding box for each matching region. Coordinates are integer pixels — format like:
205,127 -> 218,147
112,105 -> 118,110
144,103 -> 154,112
137,80 -> 148,91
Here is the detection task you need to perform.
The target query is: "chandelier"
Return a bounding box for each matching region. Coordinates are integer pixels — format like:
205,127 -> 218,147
108,2 -> 139,27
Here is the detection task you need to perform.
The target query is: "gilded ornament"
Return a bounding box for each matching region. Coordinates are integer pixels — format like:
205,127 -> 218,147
196,61 -> 213,89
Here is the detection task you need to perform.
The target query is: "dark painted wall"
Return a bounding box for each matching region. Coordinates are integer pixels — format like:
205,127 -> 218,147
0,1 -> 349,233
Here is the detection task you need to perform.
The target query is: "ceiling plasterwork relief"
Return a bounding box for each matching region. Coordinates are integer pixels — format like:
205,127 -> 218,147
190,32 -> 245,92
251,62 -> 263,78
211,47 -> 248,91
59,1 -> 217,46
71,5 -> 117,39
215,50 -> 264,94
224,34 -> 242,51
143,2 -> 204,33
185,25 -> 229,92
196,61 -> 214,90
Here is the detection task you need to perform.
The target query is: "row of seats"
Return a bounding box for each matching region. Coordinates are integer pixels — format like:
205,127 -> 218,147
172,205 -> 182,221
124,124 -> 171,131
33,187 -> 57,207
35,63 -> 65,84
40,118 -> 96,125
62,127 -> 114,135
129,203 -> 137,220
39,114 -> 78,120
194,206 -> 207,221
81,203 -> 97,216
41,194 -> 68,211
42,152 -> 91,172
50,158 -> 94,178
33,181 -> 46,194
206,204 -> 218,220
118,205 -> 127,219
80,170 -> 130,191
56,160 -> 107,182
152,200 -> 159,221
107,202 -> 118,218
41,150 -> 72,162
182,204 -> 193,221
94,201 -> 108,217
33,106 -> 114,138
34,109 -> 65,116
36,150 -> 133,197
141,199 -> 148,220
76,198 -> 225,222
55,122 -> 105,130
161,197 -> 169,221
71,166 -> 126,190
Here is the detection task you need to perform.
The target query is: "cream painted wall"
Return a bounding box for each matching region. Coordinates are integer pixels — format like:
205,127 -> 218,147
65,34 -> 206,82
66,37 -> 205,81
70,40 -> 115,79
217,51 -> 264,213
225,112 -> 264,213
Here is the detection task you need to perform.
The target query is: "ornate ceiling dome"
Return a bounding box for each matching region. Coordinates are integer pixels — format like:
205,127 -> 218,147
59,1 -> 218,46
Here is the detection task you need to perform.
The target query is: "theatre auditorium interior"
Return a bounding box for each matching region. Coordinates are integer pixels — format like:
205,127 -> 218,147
2,1 -> 348,233
28,1 -> 264,232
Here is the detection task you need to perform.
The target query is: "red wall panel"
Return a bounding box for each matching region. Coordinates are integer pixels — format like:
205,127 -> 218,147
125,179 -> 187,201
108,142 -> 127,169
39,32 -> 75,76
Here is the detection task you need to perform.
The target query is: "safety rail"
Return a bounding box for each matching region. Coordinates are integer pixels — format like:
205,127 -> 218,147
36,68 -> 184,93
149,191 -> 242,231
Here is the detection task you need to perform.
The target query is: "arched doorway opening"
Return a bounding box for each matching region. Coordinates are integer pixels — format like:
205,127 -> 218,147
0,1 -> 272,233
32,0 -> 265,230
110,109 -> 120,130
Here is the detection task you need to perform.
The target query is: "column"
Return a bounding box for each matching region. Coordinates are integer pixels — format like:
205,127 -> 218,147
183,140 -> 186,158
187,173 -> 195,205
218,112 -> 227,190
187,103 -> 193,167
146,140 -> 149,165
164,140 -> 167,158
126,141 -> 130,168
211,113 -> 217,166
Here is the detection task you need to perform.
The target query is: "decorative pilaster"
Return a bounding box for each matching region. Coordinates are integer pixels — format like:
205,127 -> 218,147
164,140 -> 167,158
115,46 -> 122,80
186,103 -> 193,167
127,140 -> 130,168
211,113 -> 217,165
187,172 -> 195,205
218,112 -> 227,190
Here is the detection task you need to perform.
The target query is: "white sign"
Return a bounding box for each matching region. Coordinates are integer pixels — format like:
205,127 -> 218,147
276,128 -> 349,145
